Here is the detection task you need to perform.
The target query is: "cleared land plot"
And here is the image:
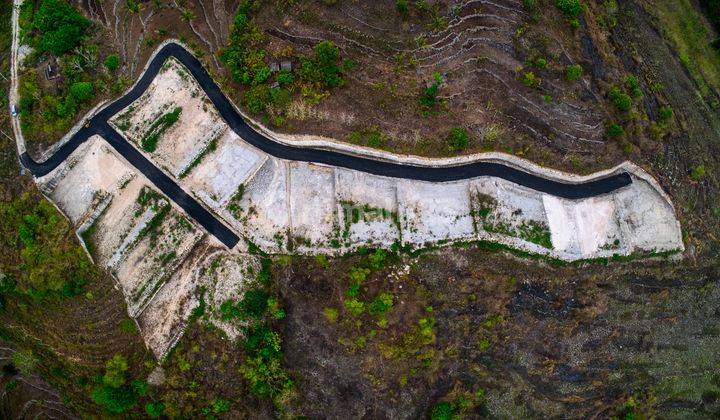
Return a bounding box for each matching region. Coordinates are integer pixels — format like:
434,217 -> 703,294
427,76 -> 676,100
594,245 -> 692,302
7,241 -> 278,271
185,128 -> 267,209
335,168 -> 400,247
233,157 -> 290,251
288,162 -> 338,247
397,180 -> 476,246
41,136 -> 135,224
110,58 -> 225,177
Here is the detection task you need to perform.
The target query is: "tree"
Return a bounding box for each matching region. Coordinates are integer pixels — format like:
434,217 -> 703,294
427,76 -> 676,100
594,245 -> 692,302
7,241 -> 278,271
33,0 -> 91,56
607,123 -> 624,138
104,54 -> 120,72
300,40 -> 344,89
565,64 -> 583,81
431,401 -> 456,420
556,0 -> 582,17
145,402 -> 165,418
103,354 -> 128,388
609,86 -> 632,111
70,81 -> 93,102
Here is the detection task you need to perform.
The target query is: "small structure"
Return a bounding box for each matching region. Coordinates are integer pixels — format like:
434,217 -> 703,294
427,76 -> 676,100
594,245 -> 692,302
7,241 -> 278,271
280,60 -> 292,72
269,61 -> 280,72
44,59 -> 59,80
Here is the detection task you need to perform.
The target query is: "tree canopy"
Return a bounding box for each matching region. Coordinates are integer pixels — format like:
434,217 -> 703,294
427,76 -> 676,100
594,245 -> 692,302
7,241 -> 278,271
33,0 -> 91,56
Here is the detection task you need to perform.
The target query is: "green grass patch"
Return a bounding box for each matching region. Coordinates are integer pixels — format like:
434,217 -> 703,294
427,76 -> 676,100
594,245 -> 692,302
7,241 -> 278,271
140,107 -> 182,152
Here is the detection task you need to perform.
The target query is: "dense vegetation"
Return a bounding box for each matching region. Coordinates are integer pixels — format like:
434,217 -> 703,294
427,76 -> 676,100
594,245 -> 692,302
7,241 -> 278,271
219,257 -> 293,406
90,354 -> 149,414
29,0 -> 90,55
18,0 -> 123,149
220,0 -> 346,124
0,193 -> 96,298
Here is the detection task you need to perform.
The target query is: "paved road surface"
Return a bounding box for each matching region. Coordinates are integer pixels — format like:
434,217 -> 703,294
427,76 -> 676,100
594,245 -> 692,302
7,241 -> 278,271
18,42 -> 634,249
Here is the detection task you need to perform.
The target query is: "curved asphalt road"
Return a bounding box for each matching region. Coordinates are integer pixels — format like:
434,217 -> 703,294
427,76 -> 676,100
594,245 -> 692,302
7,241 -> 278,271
19,42 -> 633,249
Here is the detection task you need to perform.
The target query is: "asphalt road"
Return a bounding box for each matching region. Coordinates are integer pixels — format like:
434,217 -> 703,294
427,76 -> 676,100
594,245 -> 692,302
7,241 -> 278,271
19,42 -> 633,249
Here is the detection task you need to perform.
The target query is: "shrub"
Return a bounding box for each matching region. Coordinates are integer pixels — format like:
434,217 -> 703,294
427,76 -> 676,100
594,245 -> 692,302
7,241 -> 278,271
91,355 -> 146,414
0,194 -> 93,296
368,293 -> 394,316
690,165 -> 707,181
556,0 -> 582,17
240,289 -> 270,318
396,0 -> 409,17
344,298 -> 365,316
300,40 -> 344,89
103,354 -> 129,388
70,81 -> 93,102
700,0 -> 720,32
11,350 -> 37,375
523,71 -> 540,88
448,127 -> 470,151
104,54 -> 120,71
431,401 -> 456,420
244,84 -> 270,113
606,123 -> 624,138
565,64 -> 583,81
420,72 -> 443,109
534,57 -> 548,69
145,402 -> 165,418
239,325 -> 293,402
658,105 -> 673,121
323,307 -> 339,322
608,86 -> 632,111
276,70 -> 294,87
625,75 -> 642,98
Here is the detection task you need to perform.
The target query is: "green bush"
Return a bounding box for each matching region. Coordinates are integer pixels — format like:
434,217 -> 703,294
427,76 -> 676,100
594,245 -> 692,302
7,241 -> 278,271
104,54 -> 120,71
700,0 -> 720,32
103,354 -> 129,388
690,165 -> 707,181
32,0 -> 91,55
534,57 -> 548,69
608,86 -> 632,111
397,0 -> 409,17
276,70 -> 294,87
240,325 -> 293,401
431,401 -> 457,420
556,0 -> 582,17
145,402 -> 165,418
239,289 -> 270,318
523,71 -> 540,88
368,293 -> 394,316
70,81 -> 93,102
420,72 -> 443,109
11,350 -> 37,375
606,123 -> 624,138
300,40 -> 344,89
448,127 -> 470,151
91,354 -> 147,414
565,64 -> 583,81
624,75 -> 643,98
220,0 -> 266,86
658,105 -> 673,121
